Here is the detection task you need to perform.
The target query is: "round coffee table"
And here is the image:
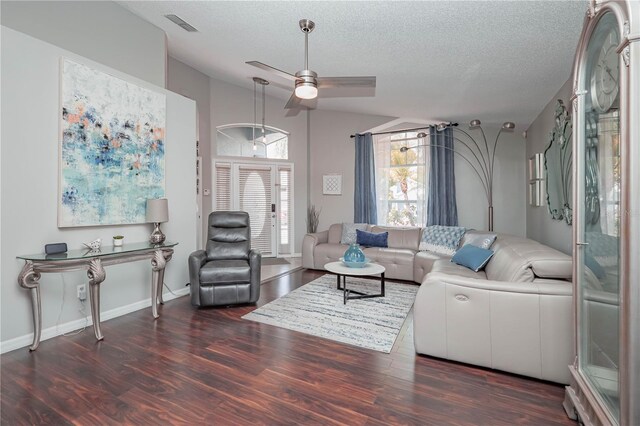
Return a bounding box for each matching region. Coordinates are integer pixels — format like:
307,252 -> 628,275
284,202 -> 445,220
324,261 -> 386,304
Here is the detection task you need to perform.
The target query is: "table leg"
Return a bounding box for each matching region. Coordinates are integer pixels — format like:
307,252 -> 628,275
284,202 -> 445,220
151,250 -> 167,319
343,275 -> 348,305
87,258 -> 106,341
18,261 -> 42,351
381,272 -> 385,297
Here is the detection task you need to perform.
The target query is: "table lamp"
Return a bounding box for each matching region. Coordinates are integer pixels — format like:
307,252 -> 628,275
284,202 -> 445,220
146,198 -> 169,244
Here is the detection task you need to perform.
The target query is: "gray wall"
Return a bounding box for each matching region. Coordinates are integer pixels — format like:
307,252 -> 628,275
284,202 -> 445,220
310,119 -> 526,235
167,56 -> 212,242
525,78 -> 573,253
456,127 -> 526,235
309,110 -> 395,230
0,0 -> 166,88
209,78 -> 309,252
0,28 -> 196,351
207,77 -> 395,251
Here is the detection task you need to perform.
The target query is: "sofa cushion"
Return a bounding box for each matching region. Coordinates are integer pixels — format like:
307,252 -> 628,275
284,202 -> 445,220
413,250 -> 450,282
484,234 -> 572,282
451,244 -> 495,272
200,260 -> 251,285
370,225 -> 421,250
356,229 -> 388,247
363,247 -> 417,281
341,223 -> 369,244
419,225 -> 467,254
327,224 -> 343,244
362,247 -> 416,265
315,243 -> 350,265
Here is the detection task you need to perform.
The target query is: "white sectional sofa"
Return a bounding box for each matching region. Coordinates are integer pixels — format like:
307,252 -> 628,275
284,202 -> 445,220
302,223 -> 574,384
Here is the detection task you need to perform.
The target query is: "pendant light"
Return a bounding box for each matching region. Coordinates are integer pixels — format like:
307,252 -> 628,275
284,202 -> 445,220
252,77 -> 269,153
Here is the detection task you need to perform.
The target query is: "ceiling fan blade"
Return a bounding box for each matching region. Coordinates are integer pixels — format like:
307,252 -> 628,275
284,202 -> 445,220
284,92 -> 302,109
246,61 -> 301,82
317,76 -> 376,89
284,92 -> 317,116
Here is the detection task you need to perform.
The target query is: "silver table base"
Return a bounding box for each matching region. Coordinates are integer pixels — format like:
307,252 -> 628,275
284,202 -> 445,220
18,248 -> 174,351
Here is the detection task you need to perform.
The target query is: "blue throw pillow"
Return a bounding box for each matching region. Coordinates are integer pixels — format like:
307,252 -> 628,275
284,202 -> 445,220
451,244 -> 494,272
356,229 -> 388,248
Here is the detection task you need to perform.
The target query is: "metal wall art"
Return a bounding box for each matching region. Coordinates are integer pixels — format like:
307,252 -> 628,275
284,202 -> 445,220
544,99 -> 573,225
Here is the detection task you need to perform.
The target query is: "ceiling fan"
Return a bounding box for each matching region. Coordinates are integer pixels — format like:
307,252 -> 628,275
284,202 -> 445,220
246,19 -> 376,114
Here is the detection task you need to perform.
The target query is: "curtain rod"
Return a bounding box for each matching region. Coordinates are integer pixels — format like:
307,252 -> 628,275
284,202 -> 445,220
349,123 -> 458,139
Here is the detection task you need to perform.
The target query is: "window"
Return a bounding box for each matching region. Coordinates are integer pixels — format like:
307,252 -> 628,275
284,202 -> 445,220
216,124 -> 288,159
374,132 -> 429,226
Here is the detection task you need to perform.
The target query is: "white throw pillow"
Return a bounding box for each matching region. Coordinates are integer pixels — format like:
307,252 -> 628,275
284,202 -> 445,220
340,223 -> 368,244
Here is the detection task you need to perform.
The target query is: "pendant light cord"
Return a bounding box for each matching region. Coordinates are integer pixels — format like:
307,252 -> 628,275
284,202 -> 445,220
262,83 -> 266,142
253,80 -> 257,150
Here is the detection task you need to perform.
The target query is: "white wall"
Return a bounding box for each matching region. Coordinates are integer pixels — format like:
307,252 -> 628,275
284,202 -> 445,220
525,78 -> 573,253
0,0 -> 166,88
167,56 -> 211,242
0,28 -> 196,351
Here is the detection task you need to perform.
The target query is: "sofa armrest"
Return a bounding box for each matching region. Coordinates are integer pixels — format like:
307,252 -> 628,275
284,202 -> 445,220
302,230 -> 328,269
188,250 -> 207,306
248,249 -> 262,302
414,272 -> 573,384
422,272 -> 572,296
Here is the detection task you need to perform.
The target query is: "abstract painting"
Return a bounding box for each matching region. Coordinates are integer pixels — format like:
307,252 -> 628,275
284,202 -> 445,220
59,59 -> 166,227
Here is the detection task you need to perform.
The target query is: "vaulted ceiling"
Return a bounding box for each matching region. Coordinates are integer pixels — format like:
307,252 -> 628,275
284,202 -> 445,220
119,1 -> 587,128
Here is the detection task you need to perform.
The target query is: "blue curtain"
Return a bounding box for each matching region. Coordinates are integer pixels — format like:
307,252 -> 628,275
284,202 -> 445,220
354,132 -> 377,224
427,126 -> 458,225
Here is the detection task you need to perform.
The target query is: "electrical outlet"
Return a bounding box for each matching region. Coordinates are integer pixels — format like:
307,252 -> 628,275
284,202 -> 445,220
77,284 -> 87,301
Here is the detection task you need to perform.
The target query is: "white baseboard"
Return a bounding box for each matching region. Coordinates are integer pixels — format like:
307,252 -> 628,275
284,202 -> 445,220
0,287 -> 190,354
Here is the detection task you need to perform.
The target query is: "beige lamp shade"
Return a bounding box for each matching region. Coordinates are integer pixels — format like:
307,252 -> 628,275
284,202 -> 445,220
146,198 -> 169,223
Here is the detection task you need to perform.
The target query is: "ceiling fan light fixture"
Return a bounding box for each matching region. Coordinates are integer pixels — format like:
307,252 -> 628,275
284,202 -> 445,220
295,83 -> 318,99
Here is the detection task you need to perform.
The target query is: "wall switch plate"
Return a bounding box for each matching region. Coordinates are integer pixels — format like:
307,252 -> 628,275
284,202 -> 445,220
77,284 -> 87,301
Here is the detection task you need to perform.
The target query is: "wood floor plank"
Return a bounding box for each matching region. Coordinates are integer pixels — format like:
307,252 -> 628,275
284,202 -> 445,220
1,269 -> 575,425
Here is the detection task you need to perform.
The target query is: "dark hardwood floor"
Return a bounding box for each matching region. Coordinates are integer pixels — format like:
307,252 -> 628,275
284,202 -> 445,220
1,269 -> 575,425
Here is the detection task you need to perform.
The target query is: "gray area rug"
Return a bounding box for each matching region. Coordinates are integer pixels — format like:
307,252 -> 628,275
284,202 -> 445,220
242,274 -> 418,353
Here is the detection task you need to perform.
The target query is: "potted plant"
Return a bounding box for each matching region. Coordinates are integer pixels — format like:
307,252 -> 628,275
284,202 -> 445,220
113,235 -> 124,247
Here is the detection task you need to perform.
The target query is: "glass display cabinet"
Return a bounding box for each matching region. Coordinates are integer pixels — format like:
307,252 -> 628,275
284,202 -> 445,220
563,1 -> 639,425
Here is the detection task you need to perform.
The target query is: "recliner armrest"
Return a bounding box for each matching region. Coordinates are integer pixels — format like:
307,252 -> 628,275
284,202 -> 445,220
248,249 -> 262,302
302,230 -> 328,269
188,250 -> 207,306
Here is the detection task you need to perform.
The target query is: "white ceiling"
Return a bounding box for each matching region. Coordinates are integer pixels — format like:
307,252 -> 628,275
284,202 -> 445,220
119,1 -> 587,129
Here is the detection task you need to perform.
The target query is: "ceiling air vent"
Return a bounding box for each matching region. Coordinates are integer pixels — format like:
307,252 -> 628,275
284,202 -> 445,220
164,14 -> 198,32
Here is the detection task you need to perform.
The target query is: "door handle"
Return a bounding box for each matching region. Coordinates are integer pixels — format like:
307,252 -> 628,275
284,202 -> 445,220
576,242 -> 590,246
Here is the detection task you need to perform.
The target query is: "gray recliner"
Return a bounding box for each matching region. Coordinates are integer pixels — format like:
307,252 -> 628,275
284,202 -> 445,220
189,211 -> 261,307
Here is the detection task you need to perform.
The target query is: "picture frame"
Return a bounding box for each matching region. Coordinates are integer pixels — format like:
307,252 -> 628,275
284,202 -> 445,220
323,174 -> 342,195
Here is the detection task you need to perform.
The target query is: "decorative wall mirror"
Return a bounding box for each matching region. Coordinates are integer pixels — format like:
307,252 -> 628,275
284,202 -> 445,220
216,124 -> 289,159
544,99 -> 573,225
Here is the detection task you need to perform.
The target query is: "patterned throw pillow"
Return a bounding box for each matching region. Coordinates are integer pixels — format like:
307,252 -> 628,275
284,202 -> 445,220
340,223 -> 368,244
463,232 -> 497,250
419,225 -> 467,255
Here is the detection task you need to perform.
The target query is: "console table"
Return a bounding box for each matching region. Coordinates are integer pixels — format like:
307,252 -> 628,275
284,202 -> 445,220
17,241 -> 177,351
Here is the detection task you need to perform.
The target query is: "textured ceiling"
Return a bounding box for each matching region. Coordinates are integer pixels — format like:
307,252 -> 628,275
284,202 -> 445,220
119,1 -> 587,129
